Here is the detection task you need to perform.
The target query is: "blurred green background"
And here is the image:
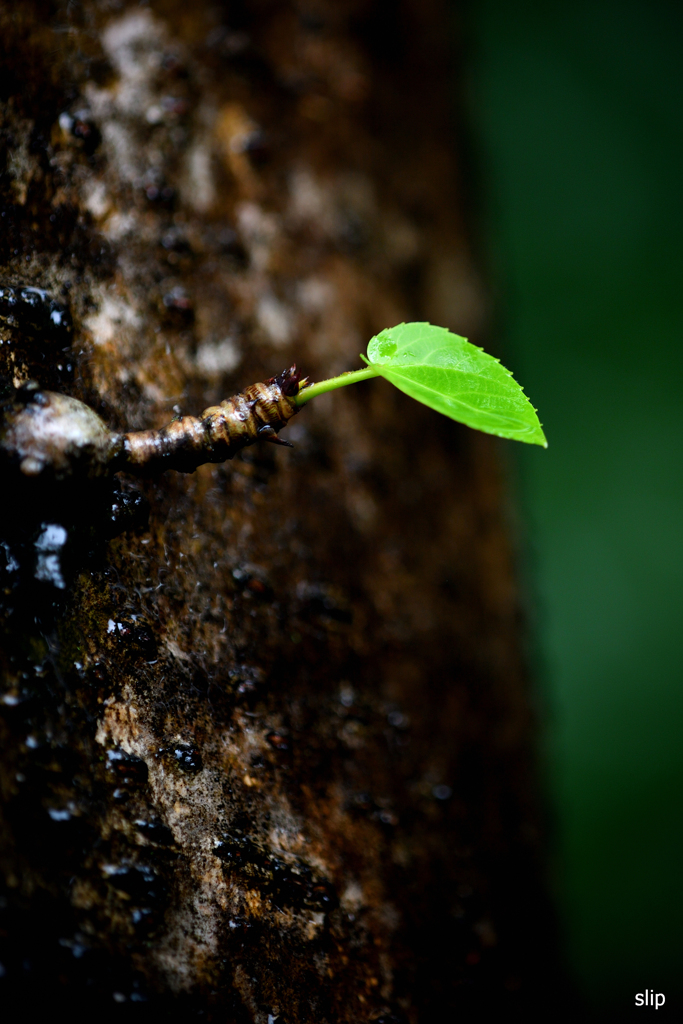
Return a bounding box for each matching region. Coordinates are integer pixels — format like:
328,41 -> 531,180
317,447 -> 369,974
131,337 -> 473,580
465,0 -> 683,1013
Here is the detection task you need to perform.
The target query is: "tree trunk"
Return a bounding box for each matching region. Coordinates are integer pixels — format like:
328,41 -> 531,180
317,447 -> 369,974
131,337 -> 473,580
0,1 -> 561,1018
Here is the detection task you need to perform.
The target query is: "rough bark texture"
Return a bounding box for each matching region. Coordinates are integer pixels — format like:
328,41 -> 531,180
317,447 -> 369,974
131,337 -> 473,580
0,1 -> 559,1019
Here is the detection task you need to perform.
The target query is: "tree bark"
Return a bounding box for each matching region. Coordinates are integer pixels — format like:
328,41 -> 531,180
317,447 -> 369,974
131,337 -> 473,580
0,1 -> 561,1019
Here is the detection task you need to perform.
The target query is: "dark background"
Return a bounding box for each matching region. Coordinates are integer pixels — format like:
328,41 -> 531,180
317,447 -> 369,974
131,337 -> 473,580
466,0 -> 683,1014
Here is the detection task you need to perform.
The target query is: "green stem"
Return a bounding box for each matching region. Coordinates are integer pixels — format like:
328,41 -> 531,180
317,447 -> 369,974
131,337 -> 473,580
293,365 -> 380,407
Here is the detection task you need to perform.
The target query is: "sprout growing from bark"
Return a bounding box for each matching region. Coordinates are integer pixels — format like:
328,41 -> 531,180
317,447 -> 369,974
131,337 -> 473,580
0,323 -> 546,482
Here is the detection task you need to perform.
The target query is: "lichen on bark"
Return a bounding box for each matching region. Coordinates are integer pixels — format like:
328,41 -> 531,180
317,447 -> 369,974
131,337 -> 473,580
0,1 -> 562,1019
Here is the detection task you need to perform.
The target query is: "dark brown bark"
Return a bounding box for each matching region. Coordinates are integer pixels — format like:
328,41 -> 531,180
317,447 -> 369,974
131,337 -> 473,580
0,1 -> 561,1019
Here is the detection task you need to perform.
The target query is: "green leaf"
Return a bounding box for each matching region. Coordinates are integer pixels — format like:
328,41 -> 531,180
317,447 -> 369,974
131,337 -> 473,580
365,322 -> 547,446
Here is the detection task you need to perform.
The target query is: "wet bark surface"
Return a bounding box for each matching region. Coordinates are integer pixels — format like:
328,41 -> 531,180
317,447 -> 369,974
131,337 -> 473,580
0,1 -> 561,1019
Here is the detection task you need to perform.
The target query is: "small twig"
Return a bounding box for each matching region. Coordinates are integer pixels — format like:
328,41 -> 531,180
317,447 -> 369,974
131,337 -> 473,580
0,366 -> 307,480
